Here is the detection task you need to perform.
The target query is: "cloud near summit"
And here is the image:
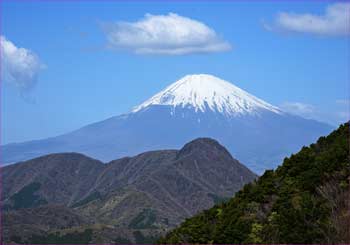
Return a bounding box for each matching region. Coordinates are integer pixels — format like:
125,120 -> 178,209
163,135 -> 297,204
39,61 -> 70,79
102,13 -> 232,55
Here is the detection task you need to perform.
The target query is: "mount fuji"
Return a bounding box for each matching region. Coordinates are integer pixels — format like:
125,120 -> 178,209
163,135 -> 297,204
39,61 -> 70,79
2,74 -> 332,173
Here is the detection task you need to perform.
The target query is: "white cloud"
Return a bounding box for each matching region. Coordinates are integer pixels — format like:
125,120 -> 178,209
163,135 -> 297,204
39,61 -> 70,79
266,3 -> 350,36
280,100 -> 350,125
336,99 -> 350,105
280,102 -> 315,118
335,99 -> 350,122
336,110 -> 349,121
102,13 -> 232,55
1,36 -> 45,93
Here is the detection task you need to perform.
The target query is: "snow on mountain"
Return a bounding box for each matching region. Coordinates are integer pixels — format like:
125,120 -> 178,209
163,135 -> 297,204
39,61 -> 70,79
132,74 -> 282,116
1,74 -> 333,174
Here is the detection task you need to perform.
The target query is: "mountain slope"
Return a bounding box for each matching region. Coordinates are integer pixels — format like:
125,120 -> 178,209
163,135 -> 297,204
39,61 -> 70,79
1,74 -> 333,173
2,153 -> 105,207
158,123 -> 350,244
132,74 -> 281,115
2,138 -> 256,243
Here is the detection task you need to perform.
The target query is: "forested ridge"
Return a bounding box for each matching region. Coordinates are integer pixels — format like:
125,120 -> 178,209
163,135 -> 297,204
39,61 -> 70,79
159,123 -> 350,244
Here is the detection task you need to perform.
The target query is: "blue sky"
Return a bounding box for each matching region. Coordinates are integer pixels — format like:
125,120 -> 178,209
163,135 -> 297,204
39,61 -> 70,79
1,1 -> 349,144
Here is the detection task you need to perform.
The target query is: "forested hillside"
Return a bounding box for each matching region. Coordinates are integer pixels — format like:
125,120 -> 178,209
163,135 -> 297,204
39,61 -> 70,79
159,123 -> 350,244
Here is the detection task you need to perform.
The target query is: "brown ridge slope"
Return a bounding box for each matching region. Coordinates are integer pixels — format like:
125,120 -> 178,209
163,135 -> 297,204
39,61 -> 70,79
1,137 -> 256,243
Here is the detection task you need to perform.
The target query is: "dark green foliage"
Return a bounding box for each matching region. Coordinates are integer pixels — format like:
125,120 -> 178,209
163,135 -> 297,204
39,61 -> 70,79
27,229 -> 93,244
133,230 -> 158,244
207,193 -> 230,205
10,182 -> 47,210
159,123 -> 350,244
71,191 -> 101,208
128,208 -> 157,229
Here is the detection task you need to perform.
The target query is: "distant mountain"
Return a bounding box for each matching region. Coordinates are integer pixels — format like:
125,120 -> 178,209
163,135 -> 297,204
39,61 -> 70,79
159,123 -> 350,244
2,138 -> 256,244
132,73 -> 281,115
1,74 -> 333,173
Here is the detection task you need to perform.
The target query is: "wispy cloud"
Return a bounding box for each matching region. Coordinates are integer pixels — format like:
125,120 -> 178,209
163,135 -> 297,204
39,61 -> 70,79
280,102 -> 315,119
101,13 -> 232,55
1,36 -> 45,97
335,99 -> 350,122
280,100 -> 350,125
336,99 -> 350,105
265,3 -> 350,36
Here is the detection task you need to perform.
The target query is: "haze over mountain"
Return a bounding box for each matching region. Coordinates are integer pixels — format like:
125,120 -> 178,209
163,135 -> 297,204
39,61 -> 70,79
2,138 -> 256,243
1,74 -> 332,173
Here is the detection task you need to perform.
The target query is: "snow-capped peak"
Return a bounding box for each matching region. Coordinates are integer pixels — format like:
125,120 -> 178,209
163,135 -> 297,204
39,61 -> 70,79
132,74 -> 282,116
